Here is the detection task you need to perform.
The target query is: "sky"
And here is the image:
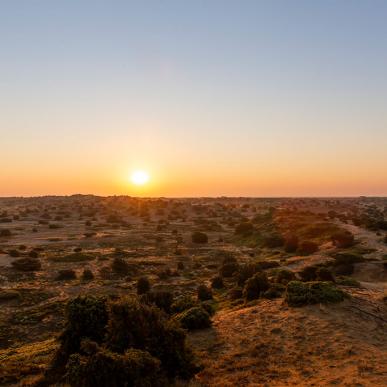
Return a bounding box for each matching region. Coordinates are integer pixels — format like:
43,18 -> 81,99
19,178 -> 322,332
1,0 -> 387,197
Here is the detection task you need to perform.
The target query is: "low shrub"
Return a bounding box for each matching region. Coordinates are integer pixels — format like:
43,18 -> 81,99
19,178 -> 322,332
237,263 -> 258,286
263,283 -> 285,299
235,222 -> 255,236
333,252 -> 364,266
336,276 -> 361,287
197,284 -> 213,301
316,267 -> 335,282
298,265 -> 319,281
82,269 -> 94,281
298,241 -> 318,255
28,250 -> 39,258
331,231 -> 355,248
175,307 -> 211,330
111,257 -> 130,275
228,287 -> 243,300
211,275 -> 224,289
171,296 -> 196,314
191,232 -> 208,244
56,269 -> 77,281
11,257 -> 41,271
66,347 -> 164,387
334,263 -> 354,276
275,269 -> 296,285
285,281 -> 347,306
243,272 -> 269,300
0,229 -> 11,237
136,276 -> 151,295
263,233 -> 284,248
284,235 -> 298,253
8,249 -> 20,257
140,291 -> 174,314
255,260 -> 280,270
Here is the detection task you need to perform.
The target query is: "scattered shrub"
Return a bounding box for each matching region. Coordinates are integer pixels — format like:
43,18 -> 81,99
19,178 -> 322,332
191,232 -> 208,244
263,283 -> 286,299
28,250 -> 39,258
197,284 -> 213,301
175,307 -> 211,331
8,249 -> 20,257
0,229 -> 11,237
56,269 -> 77,281
235,222 -> 254,236
82,269 -> 94,281
243,272 -> 269,301
136,276 -> 151,295
66,347 -> 164,387
316,267 -> 335,282
140,291 -> 174,314
298,265 -> 319,281
333,252 -> 364,266
298,241 -> 318,255
11,257 -> 41,271
237,263 -> 258,286
171,296 -> 196,314
263,233 -> 284,248
275,269 -> 296,285
255,260 -> 280,270
284,235 -> 298,253
334,263 -> 354,276
285,281 -> 346,306
331,231 -> 355,248
211,275 -> 224,289
336,276 -> 361,287
228,287 -> 243,300
111,257 -> 130,275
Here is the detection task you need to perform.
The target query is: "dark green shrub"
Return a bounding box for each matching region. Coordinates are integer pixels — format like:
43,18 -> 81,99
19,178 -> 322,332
28,250 -> 39,258
298,241 -> 318,255
336,276 -> 361,287
331,231 -> 355,248
65,348 -> 164,387
333,252 -> 364,265
262,283 -> 285,299
171,295 -> 196,314
11,257 -> 41,271
191,232 -> 208,244
235,222 -> 254,236
228,287 -> 243,300
111,257 -> 130,275
284,235 -> 298,253
285,281 -> 346,306
211,275 -> 224,289
334,263 -> 354,276
0,229 -> 12,237
106,297 -> 197,379
9,249 -> 20,257
137,277 -> 151,295
82,269 -> 94,281
200,300 -> 216,316
175,307 -> 211,331
316,267 -> 335,282
275,269 -> 296,285
298,265 -> 319,281
255,260 -> 280,270
220,262 -> 239,277
140,291 -> 174,314
237,263 -> 258,286
197,284 -> 212,301
56,269 -> 77,281
243,272 -> 269,300
263,233 -> 284,248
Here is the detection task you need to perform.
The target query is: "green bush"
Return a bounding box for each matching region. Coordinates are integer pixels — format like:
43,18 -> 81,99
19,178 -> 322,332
331,231 -> 355,248
284,235 -> 298,253
285,281 -> 347,307
66,347 -> 164,387
243,272 -> 269,300
211,275 -> 224,289
111,257 -> 130,275
106,298 -> 197,379
335,276 -> 361,287
140,291 -> 174,314
298,241 -> 318,255
191,231 -> 208,244
82,269 -> 94,281
197,284 -> 213,301
11,257 -> 41,271
275,269 -> 296,285
316,267 -> 335,282
175,307 -> 211,330
237,263 -> 257,286
171,295 -> 196,314
137,276 -> 151,295
262,283 -> 285,299
56,269 -> 77,281
235,222 -> 255,236
333,252 -> 364,265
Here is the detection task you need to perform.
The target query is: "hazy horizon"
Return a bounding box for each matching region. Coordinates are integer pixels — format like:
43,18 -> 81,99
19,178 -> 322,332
1,1 -> 387,197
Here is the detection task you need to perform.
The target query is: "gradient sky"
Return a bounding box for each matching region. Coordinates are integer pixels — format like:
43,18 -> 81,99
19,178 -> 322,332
1,1 -> 387,197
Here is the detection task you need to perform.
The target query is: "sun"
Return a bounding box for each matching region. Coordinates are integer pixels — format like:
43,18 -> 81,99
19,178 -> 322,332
130,170 -> 150,186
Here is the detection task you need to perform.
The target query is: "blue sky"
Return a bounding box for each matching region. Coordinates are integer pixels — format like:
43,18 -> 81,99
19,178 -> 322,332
1,1 -> 386,196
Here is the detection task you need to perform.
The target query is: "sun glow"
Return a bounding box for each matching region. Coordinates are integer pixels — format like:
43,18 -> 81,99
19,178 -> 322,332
130,170 -> 150,186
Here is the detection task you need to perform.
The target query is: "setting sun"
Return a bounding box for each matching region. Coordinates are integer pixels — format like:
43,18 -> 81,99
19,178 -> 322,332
130,170 -> 150,186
